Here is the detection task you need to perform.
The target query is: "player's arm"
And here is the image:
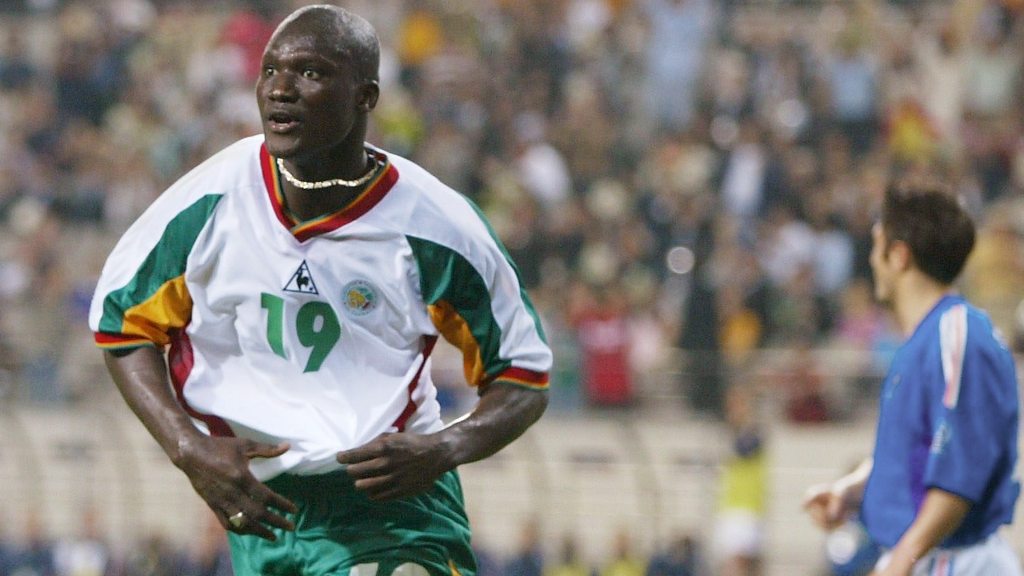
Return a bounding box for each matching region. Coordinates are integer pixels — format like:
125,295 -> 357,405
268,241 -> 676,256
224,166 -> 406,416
336,381 -> 547,501
870,488 -> 970,576
104,347 -> 297,539
339,202 -> 552,500
803,458 -> 873,531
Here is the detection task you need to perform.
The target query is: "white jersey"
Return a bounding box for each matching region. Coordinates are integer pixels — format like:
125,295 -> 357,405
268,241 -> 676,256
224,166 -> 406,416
90,136 -> 552,481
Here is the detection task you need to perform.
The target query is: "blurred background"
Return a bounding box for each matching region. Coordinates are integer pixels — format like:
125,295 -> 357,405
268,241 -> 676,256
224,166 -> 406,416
0,0 -> 1022,574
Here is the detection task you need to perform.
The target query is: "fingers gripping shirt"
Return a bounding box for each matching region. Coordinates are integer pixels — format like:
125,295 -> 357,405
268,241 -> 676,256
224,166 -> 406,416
89,136 -> 552,481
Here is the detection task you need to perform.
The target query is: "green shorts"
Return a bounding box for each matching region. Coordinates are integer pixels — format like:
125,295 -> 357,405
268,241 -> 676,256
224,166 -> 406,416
227,469 -> 477,576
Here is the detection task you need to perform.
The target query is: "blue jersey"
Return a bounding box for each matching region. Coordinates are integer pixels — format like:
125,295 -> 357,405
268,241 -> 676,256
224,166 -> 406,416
862,295 -> 1020,548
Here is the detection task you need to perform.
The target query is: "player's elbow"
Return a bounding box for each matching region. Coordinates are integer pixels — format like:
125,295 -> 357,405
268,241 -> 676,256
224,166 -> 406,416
526,387 -> 549,424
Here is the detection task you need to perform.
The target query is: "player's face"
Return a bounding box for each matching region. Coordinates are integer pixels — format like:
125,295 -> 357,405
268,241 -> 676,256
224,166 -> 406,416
256,25 -> 376,163
869,221 -> 894,304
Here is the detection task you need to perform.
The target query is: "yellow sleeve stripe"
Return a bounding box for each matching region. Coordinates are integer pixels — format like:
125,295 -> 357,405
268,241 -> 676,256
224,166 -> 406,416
117,275 -> 192,347
428,301 -> 486,387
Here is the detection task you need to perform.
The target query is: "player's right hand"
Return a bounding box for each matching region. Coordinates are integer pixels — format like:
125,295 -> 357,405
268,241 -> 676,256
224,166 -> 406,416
802,482 -> 851,531
173,435 -> 298,541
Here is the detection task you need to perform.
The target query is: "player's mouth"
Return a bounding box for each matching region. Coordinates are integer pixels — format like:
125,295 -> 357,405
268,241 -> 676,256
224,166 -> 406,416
267,111 -> 301,134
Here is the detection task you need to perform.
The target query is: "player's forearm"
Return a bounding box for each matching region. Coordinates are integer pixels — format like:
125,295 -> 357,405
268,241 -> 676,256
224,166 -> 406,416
836,457 -> 873,506
887,489 -> 971,571
104,347 -> 205,465
434,381 -> 548,469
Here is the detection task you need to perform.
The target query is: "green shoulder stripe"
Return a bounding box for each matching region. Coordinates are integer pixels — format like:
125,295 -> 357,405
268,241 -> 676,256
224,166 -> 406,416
99,194 -> 223,333
461,198 -> 547,343
408,235 -> 509,378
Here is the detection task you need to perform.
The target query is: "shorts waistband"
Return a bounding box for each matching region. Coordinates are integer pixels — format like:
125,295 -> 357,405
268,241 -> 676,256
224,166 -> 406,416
265,467 -> 354,492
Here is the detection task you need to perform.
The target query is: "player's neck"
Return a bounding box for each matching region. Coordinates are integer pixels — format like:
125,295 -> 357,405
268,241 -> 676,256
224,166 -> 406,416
278,146 -> 377,221
282,184 -> 366,222
892,274 -> 955,337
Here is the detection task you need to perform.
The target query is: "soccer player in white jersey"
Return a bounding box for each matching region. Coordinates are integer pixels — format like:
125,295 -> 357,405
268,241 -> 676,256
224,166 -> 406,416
89,6 -> 551,575
803,180 -> 1021,576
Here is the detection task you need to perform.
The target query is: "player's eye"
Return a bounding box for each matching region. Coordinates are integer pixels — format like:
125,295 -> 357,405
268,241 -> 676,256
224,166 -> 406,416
302,68 -> 321,80
263,66 -> 276,77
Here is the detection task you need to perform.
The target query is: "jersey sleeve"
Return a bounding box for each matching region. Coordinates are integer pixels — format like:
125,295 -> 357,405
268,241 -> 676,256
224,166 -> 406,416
924,305 -> 1018,502
407,219 -> 551,391
89,194 -> 223,350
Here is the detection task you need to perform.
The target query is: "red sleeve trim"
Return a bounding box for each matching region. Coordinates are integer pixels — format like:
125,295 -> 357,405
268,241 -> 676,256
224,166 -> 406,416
94,332 -> 156,350
491,367 -> 549,389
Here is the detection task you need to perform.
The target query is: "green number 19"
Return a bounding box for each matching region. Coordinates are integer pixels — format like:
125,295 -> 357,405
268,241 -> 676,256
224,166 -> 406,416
260,293 -> 341,372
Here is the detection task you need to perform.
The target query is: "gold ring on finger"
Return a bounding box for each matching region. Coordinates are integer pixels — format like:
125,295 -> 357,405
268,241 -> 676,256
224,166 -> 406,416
228,511 -> 246,529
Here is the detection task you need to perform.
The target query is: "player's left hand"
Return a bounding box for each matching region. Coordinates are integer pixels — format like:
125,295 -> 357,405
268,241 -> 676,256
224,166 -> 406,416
336,432 -> 450,501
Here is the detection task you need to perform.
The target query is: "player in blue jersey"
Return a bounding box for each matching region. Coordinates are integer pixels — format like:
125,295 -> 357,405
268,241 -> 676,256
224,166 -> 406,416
803,179 -> 1021,576
91,5 -> 551,576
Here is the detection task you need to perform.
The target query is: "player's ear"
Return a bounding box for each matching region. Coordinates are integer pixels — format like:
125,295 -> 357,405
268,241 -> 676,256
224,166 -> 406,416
357,81 -> 379,112
890,240 -> 913,272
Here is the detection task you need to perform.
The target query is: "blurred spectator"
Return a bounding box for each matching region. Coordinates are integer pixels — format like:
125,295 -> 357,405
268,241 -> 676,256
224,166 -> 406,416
52,507 -> 116,576
712,385 -> 766,576
545,534 -> 592,576
912,4 -> 971,154
645,534 -> 702,576
569,282 -> 635,408
396,0 -> 444,90
0,29 -> 37,91
960,197 -> 1024,339
600,530 -> 646,576
0,320 -> 18,402
182,514 -> 233,576
677,215 -> 725,417
217,3 -> 277,83
505,519 -> 544,576
514,111 -> 573,209
640,0 -> 715,134
757,204 -> 815,302
821,29 -> 880,155
9,511 -> 56,576
962,4 -> 1022,121
830,278 -> 894,410
961,6 -> 1023,201
53,5 -> 132,128
805,195 -> 854,321
122,534 -> 189,576
473,542 -> 503,576
716,118 -> 790,227
549,73 -> 618,192
833,279 -> 890,350
716,280 -> 763,366
779,339 -> 832,424
0,530 -> 13,576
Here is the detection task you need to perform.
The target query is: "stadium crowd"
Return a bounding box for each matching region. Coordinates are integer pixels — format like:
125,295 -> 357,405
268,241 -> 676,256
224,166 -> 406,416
2,0 -> 1023,418
0,511 -> 708,576
2,0 -> 1024,411
0,0 -> 1022,572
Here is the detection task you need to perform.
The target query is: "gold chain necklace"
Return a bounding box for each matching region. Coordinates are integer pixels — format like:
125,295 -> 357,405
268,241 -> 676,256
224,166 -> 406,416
276,156 -> 380,190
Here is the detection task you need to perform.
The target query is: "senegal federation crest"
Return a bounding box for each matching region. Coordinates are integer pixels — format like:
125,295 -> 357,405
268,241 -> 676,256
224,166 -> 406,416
342,280 -> 378,316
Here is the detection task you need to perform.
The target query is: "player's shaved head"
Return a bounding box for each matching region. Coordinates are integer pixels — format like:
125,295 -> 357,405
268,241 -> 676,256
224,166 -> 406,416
271,4 -> 380,82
